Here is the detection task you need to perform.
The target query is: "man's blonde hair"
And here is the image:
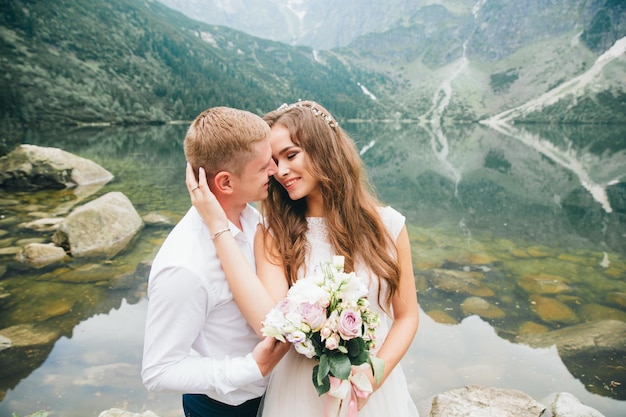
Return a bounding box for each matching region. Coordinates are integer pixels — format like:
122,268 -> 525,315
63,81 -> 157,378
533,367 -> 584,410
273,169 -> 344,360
184,107 -> 270,179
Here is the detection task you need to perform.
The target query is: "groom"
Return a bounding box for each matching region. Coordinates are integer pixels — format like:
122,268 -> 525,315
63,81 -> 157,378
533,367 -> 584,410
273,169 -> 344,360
141,107 -> 288,417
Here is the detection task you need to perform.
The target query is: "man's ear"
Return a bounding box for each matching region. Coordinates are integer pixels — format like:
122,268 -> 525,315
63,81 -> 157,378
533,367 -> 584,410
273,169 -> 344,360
213,171 -> 234,194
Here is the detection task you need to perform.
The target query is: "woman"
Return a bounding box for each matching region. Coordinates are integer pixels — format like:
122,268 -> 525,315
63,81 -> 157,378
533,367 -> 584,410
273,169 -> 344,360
187,101 -> 420,416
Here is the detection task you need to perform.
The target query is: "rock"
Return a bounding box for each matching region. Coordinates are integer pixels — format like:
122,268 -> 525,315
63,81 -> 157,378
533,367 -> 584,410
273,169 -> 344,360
53,192 -> 144,258
0,246 -> 21,255
20,217 -> 65,232
142,211 -> 178,227
430,385 -> 545,417
541,392 -> 606,417
98,409 -> 161,417
424,269 -> 495,297
15,243 -> 69,269
516,320 -> 626,399
516,320 -> 626,358
518,321 -> 549,335
0,334 -> 11,352
461,296 -> 506,319
606,292 -> 626,309
0,324 -> 59,347
518,274 -> 571,295
426,309 -> 458,324
579,303 -> 626,322
529,295 -> 579,324
527,247 -> 549,257
0,144 -> 114,190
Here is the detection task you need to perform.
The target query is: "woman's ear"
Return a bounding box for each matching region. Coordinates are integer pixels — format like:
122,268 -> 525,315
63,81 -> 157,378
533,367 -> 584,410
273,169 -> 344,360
213,171 -> 234,194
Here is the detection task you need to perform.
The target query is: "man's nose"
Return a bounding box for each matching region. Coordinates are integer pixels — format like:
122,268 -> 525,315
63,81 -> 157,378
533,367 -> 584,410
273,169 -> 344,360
268,159 -> 278,176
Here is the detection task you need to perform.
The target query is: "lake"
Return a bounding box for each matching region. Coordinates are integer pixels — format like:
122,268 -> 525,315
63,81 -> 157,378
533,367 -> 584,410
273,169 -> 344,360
0,120 -> 625,417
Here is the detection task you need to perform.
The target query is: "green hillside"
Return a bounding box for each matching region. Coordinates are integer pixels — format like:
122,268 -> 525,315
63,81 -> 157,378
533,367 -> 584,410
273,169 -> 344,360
0,0 -> 391,153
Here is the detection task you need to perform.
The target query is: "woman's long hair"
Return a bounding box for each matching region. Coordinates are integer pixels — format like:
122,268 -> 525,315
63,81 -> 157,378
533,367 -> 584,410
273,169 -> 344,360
262,101 -> 400,309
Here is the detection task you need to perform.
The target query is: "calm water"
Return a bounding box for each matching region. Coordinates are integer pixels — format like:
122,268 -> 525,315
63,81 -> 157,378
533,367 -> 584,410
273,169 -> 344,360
0,121 -> 625,417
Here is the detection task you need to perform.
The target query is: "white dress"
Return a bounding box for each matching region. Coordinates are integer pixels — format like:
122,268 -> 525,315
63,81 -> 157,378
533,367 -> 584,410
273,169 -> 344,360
260,206 -> 419,417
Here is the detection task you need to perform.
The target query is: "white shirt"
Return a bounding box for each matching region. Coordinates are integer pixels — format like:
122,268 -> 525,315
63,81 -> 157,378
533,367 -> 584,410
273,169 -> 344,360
141,205 -> 265,405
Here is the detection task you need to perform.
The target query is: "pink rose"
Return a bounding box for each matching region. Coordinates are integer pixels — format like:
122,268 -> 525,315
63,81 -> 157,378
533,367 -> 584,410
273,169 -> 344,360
325,333 -> 340,350
299,302 -> 326,331
337,309 -> 362,340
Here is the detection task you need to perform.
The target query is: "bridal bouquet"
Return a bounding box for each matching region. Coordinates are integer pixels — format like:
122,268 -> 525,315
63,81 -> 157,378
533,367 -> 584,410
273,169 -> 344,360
261,256 -> 384,412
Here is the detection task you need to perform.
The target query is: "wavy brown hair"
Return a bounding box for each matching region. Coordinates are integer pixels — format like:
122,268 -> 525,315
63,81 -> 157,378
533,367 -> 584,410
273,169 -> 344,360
262,101 -> 400,309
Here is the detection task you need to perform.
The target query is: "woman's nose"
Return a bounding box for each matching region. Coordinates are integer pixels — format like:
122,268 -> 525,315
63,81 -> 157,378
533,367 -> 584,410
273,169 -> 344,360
277,161 -> 290,177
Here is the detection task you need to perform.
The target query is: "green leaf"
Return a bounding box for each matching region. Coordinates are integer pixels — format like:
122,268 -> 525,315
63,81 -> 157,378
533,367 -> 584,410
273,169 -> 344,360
368,356 -> 385,385
311,332 -> 325,357
346,338 -> 366,357
328,352 -> 352,380
318,354 -> 331,385
312,364 -> 330,396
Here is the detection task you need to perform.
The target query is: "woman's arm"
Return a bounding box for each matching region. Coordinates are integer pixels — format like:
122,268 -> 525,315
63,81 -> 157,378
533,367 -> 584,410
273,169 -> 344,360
357,225 -> 420,391
186,164 -> 287,335
377,225 -> 419,383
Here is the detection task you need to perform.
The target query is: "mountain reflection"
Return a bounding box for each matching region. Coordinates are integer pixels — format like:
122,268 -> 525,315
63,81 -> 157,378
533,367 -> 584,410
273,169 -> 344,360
0,122 -> 624,415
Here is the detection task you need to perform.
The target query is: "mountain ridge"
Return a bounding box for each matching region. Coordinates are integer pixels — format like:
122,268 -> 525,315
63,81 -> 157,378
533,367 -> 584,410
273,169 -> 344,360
0,0 -> 625,156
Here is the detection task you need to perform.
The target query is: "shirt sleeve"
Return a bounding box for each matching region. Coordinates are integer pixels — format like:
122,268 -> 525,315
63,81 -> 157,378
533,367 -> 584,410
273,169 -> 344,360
141,265 -> 264,395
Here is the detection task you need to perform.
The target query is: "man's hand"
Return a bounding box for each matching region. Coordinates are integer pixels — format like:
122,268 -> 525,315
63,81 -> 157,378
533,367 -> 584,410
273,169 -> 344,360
252,337 -> 290,376
186,163 -> 229,233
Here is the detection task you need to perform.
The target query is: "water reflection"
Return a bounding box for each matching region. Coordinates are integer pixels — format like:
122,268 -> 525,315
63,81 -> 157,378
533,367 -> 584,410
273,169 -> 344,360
0,122 -> 624,416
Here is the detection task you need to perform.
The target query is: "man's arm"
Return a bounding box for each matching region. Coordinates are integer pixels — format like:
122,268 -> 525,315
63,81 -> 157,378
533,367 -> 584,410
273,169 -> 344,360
141,266 -> 287,394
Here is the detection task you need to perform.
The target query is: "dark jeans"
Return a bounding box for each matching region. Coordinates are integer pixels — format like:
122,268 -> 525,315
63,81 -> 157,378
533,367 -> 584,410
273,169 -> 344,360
182,394 -> 262,417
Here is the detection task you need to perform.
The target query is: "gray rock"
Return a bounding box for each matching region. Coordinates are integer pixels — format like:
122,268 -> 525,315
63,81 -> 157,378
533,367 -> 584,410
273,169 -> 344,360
540,392 -> 606,417
53,192 -> 144,258
15,242 -> 69,269
20,217 -> 65,232
516,320 -> 626,358
142,211 -> 178,227
0,144 -> 114,190
0,324 -> 59,347
430,385 -> 545,417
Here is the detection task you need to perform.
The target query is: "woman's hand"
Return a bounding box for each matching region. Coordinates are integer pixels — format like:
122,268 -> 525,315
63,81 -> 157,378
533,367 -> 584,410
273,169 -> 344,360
186,163 -> 229,233
351,363 -> 376,410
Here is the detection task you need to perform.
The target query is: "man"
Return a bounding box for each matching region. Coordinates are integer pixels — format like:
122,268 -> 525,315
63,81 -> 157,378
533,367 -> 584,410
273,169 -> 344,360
141,107 -> 288,417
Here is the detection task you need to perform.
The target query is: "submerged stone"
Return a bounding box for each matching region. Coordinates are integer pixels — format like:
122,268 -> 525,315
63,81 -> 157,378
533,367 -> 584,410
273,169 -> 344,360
518,274 -> 571,295
461,297 -> 506,319
427,309 -> 458,325
424,269 -> 495,297
579,303 -> 626,322
527,247 -> 550,257
529,295 -> 579,325
518,321 -> 549,335
606,292 -> 626,309
35,299 -> 74,321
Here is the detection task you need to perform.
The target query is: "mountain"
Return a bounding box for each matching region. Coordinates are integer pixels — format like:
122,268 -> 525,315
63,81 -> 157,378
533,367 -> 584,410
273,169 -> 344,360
1,0 -> 624,157
156,0 -> 418,50
158,0 -> 626,124
0,0 -> 390,153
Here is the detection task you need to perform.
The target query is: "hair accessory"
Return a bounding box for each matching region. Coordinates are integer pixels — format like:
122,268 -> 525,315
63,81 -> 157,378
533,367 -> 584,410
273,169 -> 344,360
277,100 -> 338,128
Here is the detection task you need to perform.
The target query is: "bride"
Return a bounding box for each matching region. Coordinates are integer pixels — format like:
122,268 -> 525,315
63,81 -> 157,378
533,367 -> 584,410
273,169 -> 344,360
187,100 -> 420,417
